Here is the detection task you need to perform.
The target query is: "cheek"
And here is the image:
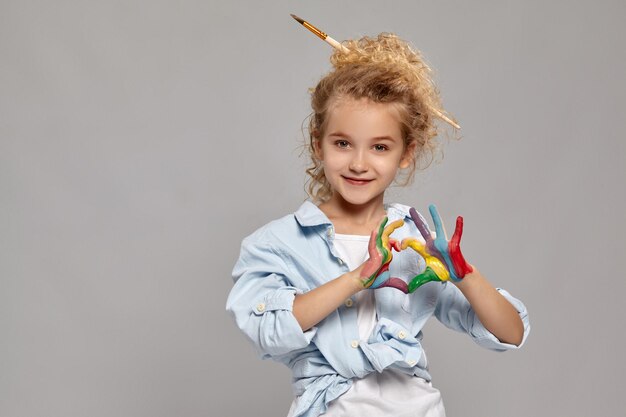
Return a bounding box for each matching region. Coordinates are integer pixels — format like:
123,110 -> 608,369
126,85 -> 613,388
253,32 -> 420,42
375,155 -> 404,174
384,165 -> 402,179
321,154 -> 345,172
319,145 -> 345,164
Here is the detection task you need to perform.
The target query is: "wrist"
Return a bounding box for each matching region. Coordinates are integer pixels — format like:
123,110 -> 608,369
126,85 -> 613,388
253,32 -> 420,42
344,268 -> 366,293
453,265 -> 480,288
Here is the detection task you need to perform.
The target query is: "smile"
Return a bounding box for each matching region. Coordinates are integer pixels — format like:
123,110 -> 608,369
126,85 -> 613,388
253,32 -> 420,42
342,176 -> 373,186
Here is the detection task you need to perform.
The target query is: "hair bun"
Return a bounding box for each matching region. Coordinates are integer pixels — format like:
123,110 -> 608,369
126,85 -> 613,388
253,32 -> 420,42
331,33 -> 429,72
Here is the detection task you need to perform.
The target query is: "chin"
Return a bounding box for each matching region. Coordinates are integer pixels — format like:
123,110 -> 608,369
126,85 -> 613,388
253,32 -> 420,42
335,190 -> 383,207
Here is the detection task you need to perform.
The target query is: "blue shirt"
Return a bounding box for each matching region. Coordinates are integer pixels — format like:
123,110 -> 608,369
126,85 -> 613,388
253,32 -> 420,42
226,201 -> 530,417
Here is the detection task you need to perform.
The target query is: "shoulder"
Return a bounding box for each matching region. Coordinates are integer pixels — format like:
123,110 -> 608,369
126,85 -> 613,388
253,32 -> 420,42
242,201 -> 330,248
234,202 -> 331,279
242,214 -> 299,253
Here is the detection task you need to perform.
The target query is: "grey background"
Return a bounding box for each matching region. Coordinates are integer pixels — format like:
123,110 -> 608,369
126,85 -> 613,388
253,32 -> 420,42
2,1 -> 625,416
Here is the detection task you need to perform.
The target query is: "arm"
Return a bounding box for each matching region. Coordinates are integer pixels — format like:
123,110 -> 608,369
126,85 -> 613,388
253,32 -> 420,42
227,239 -> 318,359
294,216 -> 405,331
405,204 -> 527,347
455,267 -> 524,346
293,268 -> 363,331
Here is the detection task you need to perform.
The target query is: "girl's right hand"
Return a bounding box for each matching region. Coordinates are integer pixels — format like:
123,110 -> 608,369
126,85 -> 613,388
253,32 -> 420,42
358,216 -> 407,292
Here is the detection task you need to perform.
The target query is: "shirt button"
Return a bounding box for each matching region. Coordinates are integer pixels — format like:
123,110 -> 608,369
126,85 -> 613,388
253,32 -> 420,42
344,299 -> 354,308
406,359 -> 417,366
338,258 -> 344,265
350,340 -> 359,348
256,303 -> 266,313
398,330 -> 407,340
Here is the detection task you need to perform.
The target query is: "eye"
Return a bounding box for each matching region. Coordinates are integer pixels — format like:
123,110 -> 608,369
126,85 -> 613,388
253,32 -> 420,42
373,144 -> 389,152
335,140 -> 350,149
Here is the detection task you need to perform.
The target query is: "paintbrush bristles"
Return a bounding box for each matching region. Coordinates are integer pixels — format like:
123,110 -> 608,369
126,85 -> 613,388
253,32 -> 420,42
290,14 -> 304,24
291,13 -> 349,51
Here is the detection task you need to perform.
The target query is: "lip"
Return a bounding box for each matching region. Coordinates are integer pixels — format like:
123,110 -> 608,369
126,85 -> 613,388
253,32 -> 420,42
342,176 -> 373,186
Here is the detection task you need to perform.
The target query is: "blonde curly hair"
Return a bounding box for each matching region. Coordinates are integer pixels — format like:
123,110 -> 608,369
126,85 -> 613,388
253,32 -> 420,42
306,33 -> 455,202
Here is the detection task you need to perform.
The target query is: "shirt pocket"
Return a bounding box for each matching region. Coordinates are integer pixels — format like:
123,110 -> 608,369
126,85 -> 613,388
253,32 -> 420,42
401,283 -> 438,320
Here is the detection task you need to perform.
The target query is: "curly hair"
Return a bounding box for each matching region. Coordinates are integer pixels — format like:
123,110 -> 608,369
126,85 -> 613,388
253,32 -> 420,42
305,33 -> 456,202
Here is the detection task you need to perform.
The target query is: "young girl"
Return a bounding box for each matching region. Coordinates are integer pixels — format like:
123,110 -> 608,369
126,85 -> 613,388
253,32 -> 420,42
226,33 -> 529,417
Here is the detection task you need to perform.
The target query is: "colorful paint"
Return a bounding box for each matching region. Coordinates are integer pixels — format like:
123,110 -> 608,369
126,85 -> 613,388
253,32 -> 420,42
360,217 -> 408,292
402,204 -> 473,292
359,205 -> 473,293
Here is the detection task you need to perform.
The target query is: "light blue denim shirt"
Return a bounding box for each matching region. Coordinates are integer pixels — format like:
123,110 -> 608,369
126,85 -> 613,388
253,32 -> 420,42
226,201 -> 530,417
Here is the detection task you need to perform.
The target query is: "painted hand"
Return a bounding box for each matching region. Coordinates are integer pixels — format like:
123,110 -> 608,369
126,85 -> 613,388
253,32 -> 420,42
401,204 -> 473,293
359,216 -> 407,292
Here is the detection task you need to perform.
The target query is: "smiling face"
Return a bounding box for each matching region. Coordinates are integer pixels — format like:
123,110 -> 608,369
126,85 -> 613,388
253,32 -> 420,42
314,96 -> 414,211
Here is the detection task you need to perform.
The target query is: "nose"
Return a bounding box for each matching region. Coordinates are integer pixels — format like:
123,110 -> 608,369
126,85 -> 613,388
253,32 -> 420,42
349,149 -> 368,173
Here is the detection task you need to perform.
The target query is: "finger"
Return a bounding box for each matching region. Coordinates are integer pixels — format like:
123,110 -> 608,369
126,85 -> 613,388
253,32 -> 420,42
377,216 -> 389,236
401,237 -> 427,257
449,216 -> 463,248
408,267 -> 442,293
409,207 -> 433,244
449,216 -> 473,278
378,277 -> 409,293
426,257 -> 451,282
428,204 -> 447,240
381,219 -> 404,250
429,204 -> 458,278
367,229 -> 379,257
449,216 -> 473,281
375,216 -> 389,252
383,219 -> 404,237
388,238 -> 401,252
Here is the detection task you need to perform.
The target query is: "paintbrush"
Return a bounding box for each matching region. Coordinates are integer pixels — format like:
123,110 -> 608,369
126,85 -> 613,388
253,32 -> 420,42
290,14 -> 350,53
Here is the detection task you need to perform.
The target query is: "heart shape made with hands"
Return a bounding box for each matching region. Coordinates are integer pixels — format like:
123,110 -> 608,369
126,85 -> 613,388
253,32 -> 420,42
360,204 -> 473,294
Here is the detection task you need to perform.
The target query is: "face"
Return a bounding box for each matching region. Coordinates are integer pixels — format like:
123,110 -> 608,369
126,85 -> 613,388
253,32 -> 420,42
315,97 -> 413,209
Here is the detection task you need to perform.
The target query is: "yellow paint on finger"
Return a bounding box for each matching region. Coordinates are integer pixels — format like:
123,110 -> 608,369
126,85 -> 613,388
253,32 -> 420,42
402,238 -> 450,281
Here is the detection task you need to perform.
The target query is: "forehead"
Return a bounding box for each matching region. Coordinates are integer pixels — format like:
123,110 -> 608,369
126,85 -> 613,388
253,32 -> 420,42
325,97 -> 403,138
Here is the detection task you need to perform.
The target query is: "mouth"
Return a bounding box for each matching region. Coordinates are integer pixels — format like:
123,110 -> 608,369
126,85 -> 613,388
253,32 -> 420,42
342,176 -> 373,186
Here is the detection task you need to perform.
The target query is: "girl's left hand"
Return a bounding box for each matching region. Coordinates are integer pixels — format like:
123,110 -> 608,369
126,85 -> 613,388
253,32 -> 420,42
359,216 -> 407,292
401,204 -> 473,292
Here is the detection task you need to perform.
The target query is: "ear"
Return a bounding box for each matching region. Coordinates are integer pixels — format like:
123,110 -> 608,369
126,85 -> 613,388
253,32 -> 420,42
399,141 -> 417,169
312,138 -> 323,160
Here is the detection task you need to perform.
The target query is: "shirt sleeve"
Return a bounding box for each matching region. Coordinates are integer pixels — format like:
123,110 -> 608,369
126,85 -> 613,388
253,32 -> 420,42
226,237 -> 317,359
434,282 -> 530,351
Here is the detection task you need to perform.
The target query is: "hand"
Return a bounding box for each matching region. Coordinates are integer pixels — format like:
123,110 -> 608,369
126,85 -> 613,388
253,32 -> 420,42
359,216 -> 407,292
401,204 -> 473,292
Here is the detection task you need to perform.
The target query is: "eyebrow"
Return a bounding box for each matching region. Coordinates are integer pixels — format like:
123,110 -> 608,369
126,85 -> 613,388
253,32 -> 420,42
327,132 -> 398,142
327,131 -> 351,138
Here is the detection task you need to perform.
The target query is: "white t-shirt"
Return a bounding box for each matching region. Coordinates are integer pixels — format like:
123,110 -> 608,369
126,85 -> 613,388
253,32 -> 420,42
332,233 -> 377,339
320,233 -> 447,417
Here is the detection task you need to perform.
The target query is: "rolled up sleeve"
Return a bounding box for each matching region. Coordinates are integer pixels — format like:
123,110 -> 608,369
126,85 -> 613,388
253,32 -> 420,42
435,283 -> 530,351
226,238 -> 316,359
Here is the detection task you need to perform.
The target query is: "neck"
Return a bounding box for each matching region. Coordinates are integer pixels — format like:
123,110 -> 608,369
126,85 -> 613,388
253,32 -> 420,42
318,193 -> 387,233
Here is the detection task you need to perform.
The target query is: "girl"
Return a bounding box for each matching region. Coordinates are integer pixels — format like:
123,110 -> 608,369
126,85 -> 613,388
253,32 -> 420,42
226,33 -> 529,417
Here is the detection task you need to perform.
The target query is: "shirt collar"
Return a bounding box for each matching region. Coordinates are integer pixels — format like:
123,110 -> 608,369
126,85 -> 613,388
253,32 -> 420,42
294,201 -> 332,228
294,200 -> 413,228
